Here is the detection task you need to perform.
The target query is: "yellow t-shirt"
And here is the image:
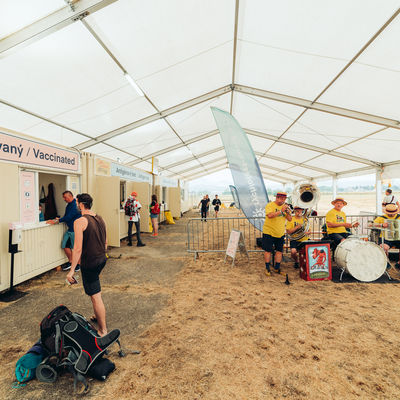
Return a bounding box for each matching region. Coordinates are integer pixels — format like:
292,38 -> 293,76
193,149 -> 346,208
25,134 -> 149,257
286,216 -> 309,242
263,202 -> 287,238
374,214 -> 399,238
326,208 -> 347,234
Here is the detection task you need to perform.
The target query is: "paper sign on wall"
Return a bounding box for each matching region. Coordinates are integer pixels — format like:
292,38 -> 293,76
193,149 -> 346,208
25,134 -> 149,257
20,171 -> 36,224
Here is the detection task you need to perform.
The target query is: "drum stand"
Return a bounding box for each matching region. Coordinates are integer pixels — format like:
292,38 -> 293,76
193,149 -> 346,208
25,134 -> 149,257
380,235 -> 393,281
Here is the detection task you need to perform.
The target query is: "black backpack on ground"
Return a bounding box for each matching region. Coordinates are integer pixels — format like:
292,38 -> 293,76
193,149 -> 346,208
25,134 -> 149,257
38,305 -> 123,394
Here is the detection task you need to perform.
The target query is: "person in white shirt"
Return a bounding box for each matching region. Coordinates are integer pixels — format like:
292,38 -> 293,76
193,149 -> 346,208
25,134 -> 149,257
124,191 -> 145,247
382,189 -> 400,213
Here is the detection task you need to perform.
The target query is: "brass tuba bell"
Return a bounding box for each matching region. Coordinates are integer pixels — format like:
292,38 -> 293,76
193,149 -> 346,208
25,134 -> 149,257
289,183 -> 320,241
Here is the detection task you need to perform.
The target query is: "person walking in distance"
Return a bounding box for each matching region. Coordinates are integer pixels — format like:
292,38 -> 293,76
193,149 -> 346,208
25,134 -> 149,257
150,194 -> 160,237
198,195 -> 209,222
124,192 -> 145,247
66,193 -> 108,336
46,190 -> 81,271
212,195 -> 222,218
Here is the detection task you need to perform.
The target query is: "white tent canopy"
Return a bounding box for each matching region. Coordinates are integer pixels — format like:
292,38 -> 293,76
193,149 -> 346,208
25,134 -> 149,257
1,0 -> 400,184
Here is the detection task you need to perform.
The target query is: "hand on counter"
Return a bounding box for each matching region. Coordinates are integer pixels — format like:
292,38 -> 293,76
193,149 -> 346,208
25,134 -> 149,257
46,218 -> 59,225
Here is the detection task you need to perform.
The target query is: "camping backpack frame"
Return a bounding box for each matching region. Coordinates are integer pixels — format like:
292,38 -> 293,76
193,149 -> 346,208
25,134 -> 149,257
37,305 -> 139,394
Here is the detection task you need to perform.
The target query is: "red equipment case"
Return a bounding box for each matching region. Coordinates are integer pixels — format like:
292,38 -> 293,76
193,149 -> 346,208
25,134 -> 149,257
298,241 -> 332,281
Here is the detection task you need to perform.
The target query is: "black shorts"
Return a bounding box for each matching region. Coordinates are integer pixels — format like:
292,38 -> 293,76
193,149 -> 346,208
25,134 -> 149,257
328,232 -> 350,245
214,206 -> 220,212
384,239 -> 400,248
262,234 -> 284,253
290,240 -> 302,249
81,260 -> 106,296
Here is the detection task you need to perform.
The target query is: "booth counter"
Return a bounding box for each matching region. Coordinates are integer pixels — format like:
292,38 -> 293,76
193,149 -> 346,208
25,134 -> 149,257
0,128 -> 80,292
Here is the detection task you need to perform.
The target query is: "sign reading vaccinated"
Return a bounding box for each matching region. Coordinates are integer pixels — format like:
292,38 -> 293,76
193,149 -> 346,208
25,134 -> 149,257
111,163 -> 151,183
0,131 -> 79,171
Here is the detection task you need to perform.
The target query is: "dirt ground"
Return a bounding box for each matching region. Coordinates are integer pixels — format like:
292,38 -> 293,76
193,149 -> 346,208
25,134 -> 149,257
1,210 -> 400,399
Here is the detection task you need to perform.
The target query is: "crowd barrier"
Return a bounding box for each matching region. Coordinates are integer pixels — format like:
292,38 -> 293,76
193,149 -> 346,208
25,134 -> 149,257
187,214 -> 376,259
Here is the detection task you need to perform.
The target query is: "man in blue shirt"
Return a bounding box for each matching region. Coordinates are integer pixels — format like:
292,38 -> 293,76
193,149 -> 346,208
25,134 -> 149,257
46,191 -> 81,271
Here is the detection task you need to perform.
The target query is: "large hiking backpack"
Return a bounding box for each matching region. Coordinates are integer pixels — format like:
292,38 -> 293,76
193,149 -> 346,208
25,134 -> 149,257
124,198 -> 136,217
37,305 -> 128,394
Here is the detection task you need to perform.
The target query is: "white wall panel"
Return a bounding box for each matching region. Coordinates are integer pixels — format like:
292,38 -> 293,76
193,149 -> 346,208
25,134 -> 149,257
247,135 -> 275,153
0,0 -> 64,40
0,22 -> 130,118
156,147 -> 193,166
266,142 -> 321,162
233,92 -> 304,136
239,0 -> 399,60
188,136 -> 223,155
87,0 -> 234,83
236,40 -> 346,100
137,42 -> 233,110
168,93 -> 231,141
339,128 -> 400,163
55,86 -> 157,137
320,18 -> 400,120
106,119 -> 181,157
305,155 -> 365,172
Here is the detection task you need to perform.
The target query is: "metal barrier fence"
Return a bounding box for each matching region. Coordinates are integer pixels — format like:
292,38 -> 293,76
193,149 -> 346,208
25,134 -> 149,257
187,214 -> 377,259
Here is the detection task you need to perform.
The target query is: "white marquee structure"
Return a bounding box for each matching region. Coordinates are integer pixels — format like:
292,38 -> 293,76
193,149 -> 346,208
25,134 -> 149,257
1,0 -> 400,203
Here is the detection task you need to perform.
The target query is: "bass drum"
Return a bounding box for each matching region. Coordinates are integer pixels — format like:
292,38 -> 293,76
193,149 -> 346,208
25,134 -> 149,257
334,238 -> 387,282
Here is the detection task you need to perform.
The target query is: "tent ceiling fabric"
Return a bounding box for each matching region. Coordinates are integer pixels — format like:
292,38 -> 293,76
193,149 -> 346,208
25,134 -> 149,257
1,0 -> 400,183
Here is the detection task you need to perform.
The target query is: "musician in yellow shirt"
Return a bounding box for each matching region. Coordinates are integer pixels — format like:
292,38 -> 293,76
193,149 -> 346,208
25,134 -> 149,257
286,207 -> 310,269
326,197 -> 359,246
263,192 -> 292,276
373,203 -> 400,269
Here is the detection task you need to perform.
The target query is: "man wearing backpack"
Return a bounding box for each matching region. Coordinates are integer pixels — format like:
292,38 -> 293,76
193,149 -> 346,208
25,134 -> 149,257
124,192 -> 146,247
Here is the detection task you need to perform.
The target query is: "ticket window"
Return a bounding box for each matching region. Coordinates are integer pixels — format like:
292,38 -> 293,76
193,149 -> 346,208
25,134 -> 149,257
120,180 -> 126,209
38,172 -> 67,220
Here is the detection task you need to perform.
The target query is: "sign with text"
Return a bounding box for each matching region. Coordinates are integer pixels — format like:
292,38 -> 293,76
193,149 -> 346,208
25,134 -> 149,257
95,158 -> 111,176
0,131 -> 79,171
299,242 -> 332,281
225,229 -> 249,266
111,163 -> 151,183
20,171 -> 36,224
160,176 -> 178,188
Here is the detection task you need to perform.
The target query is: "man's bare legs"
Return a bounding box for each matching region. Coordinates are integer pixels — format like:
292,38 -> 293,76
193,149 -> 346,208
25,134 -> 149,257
64,247 -> 72,263
91,292 -> 107,336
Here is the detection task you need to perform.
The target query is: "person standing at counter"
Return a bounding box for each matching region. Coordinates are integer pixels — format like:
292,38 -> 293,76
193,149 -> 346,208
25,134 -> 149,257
124,192 -> 146,247
46,191 -> 81,271
67,193 -> 108,337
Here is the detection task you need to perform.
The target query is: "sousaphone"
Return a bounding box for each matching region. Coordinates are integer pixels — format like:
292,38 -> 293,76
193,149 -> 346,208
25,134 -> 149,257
289,183 -> 320,241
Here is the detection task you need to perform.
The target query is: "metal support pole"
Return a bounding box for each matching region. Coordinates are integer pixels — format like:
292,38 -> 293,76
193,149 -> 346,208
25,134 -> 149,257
376,168 -> 382,215
332,176 -> 337,200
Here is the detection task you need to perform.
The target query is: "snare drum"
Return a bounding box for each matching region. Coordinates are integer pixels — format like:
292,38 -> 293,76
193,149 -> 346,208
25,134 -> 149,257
334,238 -> 387,282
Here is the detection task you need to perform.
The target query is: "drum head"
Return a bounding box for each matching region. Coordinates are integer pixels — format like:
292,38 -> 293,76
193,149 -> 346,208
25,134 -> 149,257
345,241 -> 387,282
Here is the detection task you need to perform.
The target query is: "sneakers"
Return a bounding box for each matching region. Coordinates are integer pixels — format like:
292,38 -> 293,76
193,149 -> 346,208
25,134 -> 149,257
62,263 -> 71,271
151,233 -> 158,237
127,242 -> 132,247
264,269 -> 271,277
137,242 -> 146,247
75,264 -> 80,272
